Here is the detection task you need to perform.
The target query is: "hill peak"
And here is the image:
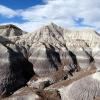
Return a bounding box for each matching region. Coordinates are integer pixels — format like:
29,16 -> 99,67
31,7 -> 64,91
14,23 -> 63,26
0,24 -> 20,30
0,24 -> 27,37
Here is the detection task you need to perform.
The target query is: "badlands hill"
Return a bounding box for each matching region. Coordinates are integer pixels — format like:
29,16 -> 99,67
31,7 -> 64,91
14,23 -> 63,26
0,23 -> 100,100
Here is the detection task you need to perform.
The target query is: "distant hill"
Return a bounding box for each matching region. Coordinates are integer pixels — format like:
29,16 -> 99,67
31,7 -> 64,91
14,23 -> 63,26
0,24 -> 27,37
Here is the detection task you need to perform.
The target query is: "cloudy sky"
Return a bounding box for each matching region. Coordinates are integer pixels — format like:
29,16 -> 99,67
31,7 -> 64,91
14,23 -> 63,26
0,0 -> 100,32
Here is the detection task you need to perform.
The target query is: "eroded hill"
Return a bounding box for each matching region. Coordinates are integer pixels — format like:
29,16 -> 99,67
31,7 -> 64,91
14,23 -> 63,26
0,23 -> 100,100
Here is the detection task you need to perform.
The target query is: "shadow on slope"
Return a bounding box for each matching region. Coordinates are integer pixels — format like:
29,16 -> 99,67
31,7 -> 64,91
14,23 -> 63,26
0,36 -> 34,97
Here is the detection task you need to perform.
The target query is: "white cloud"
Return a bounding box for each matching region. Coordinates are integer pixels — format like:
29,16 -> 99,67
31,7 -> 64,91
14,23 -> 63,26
0,5 -> 17,18
18,0 -> 100,32
1,0 -> 100,32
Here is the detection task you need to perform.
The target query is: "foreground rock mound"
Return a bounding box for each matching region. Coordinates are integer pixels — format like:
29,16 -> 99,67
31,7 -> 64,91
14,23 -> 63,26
3,87 -> 41,100
59,71 -> 100,100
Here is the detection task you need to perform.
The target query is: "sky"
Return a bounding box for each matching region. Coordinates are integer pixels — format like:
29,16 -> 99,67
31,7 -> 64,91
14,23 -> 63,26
0,0 -> 100,32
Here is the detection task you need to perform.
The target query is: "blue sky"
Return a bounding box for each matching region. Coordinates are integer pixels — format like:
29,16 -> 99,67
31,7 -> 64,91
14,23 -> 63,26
0,0 -> 99,32
0,0 -> 44,9
0,0 -> 45,23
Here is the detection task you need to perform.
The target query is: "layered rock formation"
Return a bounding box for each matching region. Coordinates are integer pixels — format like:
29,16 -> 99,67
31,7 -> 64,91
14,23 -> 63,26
0,23 -> 100,100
